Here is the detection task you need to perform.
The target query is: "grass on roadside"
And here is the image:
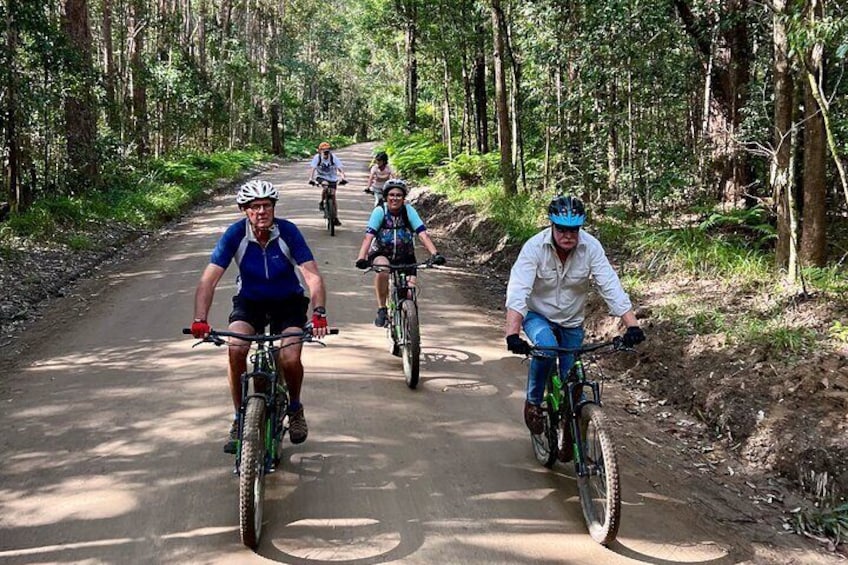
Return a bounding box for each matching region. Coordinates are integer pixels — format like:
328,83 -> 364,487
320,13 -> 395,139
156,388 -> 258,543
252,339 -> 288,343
1,149 -> 267,248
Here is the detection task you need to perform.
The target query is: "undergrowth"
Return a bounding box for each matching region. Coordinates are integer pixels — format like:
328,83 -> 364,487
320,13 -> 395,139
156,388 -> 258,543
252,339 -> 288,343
1,149 -> 267,247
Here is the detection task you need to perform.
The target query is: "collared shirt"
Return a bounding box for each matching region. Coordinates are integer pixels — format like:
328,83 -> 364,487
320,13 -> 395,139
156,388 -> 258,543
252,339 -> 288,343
505,227 -> 632,327
210,218 -> 314,300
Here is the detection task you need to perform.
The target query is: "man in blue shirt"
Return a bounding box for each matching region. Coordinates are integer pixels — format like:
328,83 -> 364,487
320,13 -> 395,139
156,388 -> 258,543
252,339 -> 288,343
191,179 -> 329,452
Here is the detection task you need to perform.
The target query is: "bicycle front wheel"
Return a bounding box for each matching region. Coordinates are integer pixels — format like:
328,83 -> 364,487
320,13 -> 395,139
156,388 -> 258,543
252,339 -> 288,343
576,403 -> 621,545
326,198 -> 336,236
239,397 -> 267,549
400,299 -> 420,388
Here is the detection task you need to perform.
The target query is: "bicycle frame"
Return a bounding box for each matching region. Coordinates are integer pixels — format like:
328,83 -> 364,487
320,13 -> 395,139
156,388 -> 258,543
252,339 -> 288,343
238,339 -> 288,473
536,340 -> 620,476
545,357 -> 602,476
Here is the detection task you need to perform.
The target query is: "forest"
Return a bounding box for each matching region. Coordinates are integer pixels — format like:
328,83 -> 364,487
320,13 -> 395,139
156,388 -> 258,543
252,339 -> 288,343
1,0 -> 847,548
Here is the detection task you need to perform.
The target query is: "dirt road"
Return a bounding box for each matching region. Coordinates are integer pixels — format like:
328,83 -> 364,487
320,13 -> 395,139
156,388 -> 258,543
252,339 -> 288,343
0,144 -> 833,564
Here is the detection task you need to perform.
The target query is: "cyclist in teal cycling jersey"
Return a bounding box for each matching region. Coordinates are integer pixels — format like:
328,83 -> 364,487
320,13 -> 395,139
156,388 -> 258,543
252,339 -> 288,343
354,179 -> 445,327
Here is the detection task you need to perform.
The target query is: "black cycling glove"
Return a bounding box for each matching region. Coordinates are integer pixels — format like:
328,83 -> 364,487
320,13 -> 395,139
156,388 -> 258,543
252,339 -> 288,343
622,326 -> 645,348
506,334 -> 532,355
355,258 -> 369,270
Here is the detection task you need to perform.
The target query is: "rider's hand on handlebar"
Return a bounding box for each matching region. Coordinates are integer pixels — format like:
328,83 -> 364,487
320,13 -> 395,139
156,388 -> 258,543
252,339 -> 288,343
339,179 -> 348,185
191,320 -> 211,339
308,180 -> 316,186
621,326 -> 645,348
355,258 -> 369,270
431,253 -> 446,266
311,308 -> 328,337
506,334 -> 532,355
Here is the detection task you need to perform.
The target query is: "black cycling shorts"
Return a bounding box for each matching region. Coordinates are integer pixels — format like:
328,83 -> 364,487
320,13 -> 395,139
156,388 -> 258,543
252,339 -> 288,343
368,251 -> 417,276
229,294 -> 309,334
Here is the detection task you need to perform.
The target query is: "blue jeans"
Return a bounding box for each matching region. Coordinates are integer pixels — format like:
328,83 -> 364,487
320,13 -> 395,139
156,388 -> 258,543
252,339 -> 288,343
523,311 -> 584,405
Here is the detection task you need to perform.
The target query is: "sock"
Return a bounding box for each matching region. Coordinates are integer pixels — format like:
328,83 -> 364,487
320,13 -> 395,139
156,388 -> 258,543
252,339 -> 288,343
288,400 -> 302,412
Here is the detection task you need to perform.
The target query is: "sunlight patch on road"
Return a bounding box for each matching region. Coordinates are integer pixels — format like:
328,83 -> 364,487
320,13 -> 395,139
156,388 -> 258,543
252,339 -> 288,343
634,490 -> 687,504
469,488 -> 557,501
0,476 -> 138,527
615,536 -> 729,562
422,377 -> 498,396
274,517 -> 402,561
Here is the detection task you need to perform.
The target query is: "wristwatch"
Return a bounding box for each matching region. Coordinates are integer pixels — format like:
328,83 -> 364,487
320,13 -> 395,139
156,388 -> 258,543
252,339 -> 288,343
313,307 -> 327,317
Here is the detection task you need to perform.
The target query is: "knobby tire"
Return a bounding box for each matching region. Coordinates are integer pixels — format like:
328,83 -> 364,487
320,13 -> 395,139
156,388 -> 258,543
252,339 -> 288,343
239,397 -> 267,549
327,198 -> 336,236
576,403 -> 621,545
400,299 -> 420,388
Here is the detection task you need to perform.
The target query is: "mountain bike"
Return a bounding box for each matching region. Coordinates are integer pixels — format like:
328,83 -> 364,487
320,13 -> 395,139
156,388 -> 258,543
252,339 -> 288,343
368,259 -> 436,389
517,338 -> 630,545
311,178 -> 346,236
183,326 -> 338,549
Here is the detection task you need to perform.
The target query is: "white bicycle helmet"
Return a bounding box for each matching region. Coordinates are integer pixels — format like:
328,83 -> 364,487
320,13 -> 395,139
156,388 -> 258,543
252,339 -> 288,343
236,180 -> 278,206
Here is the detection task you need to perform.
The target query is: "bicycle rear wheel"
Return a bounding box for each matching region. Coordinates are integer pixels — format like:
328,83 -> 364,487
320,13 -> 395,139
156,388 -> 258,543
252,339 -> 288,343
239,396 -> 267,549
326,198 -> 336,236
576,403 -> 621,545
400,299 -> 420,388
530,401 -> 558,468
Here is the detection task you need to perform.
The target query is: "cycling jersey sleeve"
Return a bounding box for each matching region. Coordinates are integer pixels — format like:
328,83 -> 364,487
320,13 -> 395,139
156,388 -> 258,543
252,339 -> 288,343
209,221 -> 244,269
366,207 -> 385,234
405,204 -> 426,233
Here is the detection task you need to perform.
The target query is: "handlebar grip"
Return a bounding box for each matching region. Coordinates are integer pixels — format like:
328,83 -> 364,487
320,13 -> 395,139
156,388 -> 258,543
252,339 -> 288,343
182,328 -> 192,334
329,328 -> 340,335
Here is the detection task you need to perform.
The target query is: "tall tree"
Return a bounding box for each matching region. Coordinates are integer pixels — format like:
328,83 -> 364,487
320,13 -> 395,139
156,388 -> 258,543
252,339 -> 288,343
62,0 -> 99,188
799,0 -> 827,267
772,0 -> 796,272
491,0 -> 515,195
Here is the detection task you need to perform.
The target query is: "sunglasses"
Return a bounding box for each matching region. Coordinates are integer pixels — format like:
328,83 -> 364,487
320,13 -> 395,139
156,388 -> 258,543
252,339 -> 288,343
552,224 -> 580,234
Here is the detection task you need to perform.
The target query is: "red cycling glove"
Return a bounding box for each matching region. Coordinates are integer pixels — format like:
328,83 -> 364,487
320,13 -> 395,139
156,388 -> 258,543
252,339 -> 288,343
312,308 -> 328,331
191,320 -> 210,338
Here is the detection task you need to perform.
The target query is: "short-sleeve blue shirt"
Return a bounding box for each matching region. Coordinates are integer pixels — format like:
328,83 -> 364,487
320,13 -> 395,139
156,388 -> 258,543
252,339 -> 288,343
210,218 -> 314,300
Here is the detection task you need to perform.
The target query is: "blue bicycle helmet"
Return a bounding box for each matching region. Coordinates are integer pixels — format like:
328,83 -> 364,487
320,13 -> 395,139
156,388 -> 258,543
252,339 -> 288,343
548,195 -> 586,228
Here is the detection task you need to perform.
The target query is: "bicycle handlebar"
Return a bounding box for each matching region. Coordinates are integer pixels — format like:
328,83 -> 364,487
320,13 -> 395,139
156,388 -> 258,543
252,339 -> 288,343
528,337 -> 629,357
364,259 -> 437,273
182,327 -> 339,346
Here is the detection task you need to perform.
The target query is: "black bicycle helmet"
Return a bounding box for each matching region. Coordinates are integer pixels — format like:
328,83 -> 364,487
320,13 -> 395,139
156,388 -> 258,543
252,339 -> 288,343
382,179 -> 408,200
548,195 -> 586,228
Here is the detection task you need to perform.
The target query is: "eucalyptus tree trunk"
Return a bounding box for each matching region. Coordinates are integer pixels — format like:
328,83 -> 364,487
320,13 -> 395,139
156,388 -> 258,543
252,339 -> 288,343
271,103 -> 282,155
4,0 -> 23,211
442,56 -> 452,159
102,0 -> 120,134
62,0 -> 99,188
772,0 -> 795,271
130,0 -> 149,157
800,1 -> 827,267
404,2 -> 418,129
491,0 -> 515,195
674,0 -> 752,205
473,24 -> 488,153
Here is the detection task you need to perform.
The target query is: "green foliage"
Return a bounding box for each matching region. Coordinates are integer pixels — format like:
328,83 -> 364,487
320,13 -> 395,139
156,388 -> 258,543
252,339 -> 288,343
434,152 -> 501,187
795,502 -> 848,545
383,133 -> 448,179
1,150 -> 264,246
631,226 -> 773,282
731,318 -> 818,354
829,321 -> 848,343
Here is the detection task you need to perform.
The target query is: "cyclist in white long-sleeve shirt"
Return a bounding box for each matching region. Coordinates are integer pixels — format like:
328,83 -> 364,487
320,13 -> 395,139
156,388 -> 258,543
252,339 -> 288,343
504,195 -> 645,435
